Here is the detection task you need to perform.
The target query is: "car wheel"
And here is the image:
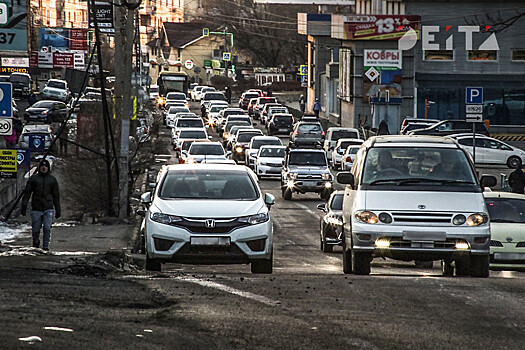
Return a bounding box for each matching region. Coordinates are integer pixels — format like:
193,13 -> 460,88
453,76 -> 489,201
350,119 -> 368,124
283,188 -> 292,201
342,231 -> 352,274
414,260 -> 433,268
251,251 -> 273,274
507,156 -> 521,169
351,248 -> 371,275
145,254 -> 161,272
470,255 -> 489,277
441,259 -> 454,276
139,232 -> 146,254
322,238 -> 333,253
454,256 -> 470,276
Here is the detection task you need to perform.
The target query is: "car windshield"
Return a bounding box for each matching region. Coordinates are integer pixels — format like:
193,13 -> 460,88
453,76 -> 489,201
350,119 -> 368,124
160,170 -> 258,200
177,119 -> 203,128
226,121 -> 250,132
330,194 -> 344,210
166,93 -> 186,100
238,133 -> 261,142
179,131 -> 207,139
47,81 -> 66,89
33,101 -> 55,108
361,147 -> 477,185
486,198 -> 525,223
211,106 -> 226,112
189,144 -> 224,156
333,130 -> 358,140
260,147 -> 286,157
252,139 -> 282,149
169,107 -> 189,114
289,152 -> 327,166
10,74 -> 30,83
298,124 -> 322,133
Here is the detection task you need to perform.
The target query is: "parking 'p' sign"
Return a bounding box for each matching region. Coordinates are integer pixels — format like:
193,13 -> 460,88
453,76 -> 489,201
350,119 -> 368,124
466,87 -> 483,104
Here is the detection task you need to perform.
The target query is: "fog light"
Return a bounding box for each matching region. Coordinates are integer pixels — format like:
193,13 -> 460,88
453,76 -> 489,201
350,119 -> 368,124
325,182 -> 332,188
153,237 -> 174,251
455,242 -> 469,250
287,180 -> 295,188
246,238 -> 266,252
474,237 -> 488,244
375,239 -> 390,247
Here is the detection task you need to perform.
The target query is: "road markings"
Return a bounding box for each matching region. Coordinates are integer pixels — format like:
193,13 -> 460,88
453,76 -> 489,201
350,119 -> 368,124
176,276 -> 281,306
293,203 -> 321,219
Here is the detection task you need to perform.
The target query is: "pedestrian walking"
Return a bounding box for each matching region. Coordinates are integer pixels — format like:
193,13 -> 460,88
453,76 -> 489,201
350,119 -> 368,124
299,94 -> 306,113
508,158 -> 525,194
21,159 -> 61,251
225,86 -> 232,104
12,115 -> 23,144
28,93 -> 37,106
313,98 -> 321,118
377,120 -> 390,135
59,123 -> 69,154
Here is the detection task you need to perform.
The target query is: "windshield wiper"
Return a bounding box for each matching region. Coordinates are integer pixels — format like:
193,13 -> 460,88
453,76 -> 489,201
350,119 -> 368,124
397,178 -> 474,185
369,178 -> 410,185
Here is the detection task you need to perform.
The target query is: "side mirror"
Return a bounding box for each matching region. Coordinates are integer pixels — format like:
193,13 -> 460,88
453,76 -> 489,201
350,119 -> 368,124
264,193 -> 275,207
208,135 -> 213,139
136,209 -> 146,217
480,175 -> 497,188
252,122 -> 257,126
181,150 -> 188,157
281,159 -> 285,166
329,146 -> 334,151
226,151 -> 232,157
337,172 -> 355,188
149,182 -> 156,189
140,192 -> 152,204
317,203 -> 327,212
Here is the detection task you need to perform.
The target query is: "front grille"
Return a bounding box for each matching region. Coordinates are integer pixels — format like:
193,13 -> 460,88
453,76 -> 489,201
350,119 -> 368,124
491,240 -> 504,247
297,174 -> 322,180
516,242 -> 525,247
267,163 -> 282,167
174,217 -> 249,234
384,237 -> 466,249
391,212 -> 453,224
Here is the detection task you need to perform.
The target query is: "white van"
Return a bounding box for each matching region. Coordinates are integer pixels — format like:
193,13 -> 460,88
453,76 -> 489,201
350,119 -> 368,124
323,127 -> 360,161
336,135 -> 496,277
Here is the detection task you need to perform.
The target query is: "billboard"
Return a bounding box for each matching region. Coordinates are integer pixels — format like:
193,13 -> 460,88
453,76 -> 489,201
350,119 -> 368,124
0,0 -> 28,52
333,15 -> 420,40
39,28 -> 89,51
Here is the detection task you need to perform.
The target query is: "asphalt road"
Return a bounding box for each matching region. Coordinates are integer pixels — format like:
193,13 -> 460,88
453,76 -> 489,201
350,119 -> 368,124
1,100 -> 524,349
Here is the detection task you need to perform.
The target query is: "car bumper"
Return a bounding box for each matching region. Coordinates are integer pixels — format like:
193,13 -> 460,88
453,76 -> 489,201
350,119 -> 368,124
292,139 -> 323,147
490,246 -> 525,270
146,219 -> 273,263
286,180 -> 333,193
257,164 -> 282,176
348,222 -> 491,260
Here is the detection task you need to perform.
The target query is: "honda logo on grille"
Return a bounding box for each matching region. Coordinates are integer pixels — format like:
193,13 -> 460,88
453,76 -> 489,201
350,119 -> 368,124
418,205 -> 426,209
205,219 -> 216,228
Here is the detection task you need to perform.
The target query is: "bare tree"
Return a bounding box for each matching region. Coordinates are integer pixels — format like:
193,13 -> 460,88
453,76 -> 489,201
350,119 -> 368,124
465,8 -> 525,33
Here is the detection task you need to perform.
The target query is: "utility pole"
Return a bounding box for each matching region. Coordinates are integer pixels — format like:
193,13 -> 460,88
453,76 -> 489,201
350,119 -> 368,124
224,26 -> 229,77
114,0 -> 136,219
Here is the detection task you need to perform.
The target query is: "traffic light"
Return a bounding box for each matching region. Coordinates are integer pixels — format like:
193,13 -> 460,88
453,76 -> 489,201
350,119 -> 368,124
231,64 -> 235,73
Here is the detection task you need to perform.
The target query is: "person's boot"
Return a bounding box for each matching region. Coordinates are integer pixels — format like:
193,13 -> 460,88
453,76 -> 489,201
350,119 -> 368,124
32,240 -> 40,248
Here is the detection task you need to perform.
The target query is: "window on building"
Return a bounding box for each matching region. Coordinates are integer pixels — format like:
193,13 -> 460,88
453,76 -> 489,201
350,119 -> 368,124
512,50 -> 525,61
468,50 -> 497,61
424,50 -> 454,61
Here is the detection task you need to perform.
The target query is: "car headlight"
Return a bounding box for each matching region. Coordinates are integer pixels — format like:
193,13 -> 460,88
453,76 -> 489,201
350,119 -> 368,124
287,172 -> 298,179
235,146 -> 243,153
354,211 -> 378,224
42,110 -> 48,114
150,212 -> 182,225
466,213 -> 488,226
452,214 -> 466,225
238,212 -> 269,225
322,173 -> 332,181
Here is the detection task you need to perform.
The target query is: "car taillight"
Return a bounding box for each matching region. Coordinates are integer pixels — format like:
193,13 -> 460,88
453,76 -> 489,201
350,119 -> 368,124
402,120 -> 408,127
346,156 -> 352,162
321,131 -> 325,136
294,130 -> 299,135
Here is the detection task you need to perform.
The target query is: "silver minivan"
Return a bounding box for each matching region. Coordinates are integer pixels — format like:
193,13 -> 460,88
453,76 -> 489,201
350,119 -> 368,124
337,135 -> 496,276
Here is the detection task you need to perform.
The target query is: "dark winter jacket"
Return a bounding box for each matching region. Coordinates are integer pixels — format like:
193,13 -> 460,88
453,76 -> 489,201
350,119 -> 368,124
508,168 -> 525,194
21,166 -> 61,213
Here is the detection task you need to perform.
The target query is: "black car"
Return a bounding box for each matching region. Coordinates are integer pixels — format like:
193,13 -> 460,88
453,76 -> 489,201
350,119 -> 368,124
408,119 -> 489,136
10,72 -> 32,97
268,113 -> 294,136
25,100 -> 69,124
317,191 -> 344,253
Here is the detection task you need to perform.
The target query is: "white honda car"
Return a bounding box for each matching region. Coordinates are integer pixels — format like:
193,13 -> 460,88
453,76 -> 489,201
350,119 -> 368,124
140,164 -> 275,273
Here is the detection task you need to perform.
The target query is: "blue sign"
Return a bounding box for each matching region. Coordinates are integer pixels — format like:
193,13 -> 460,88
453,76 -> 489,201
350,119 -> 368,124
301,75 -> 307,83
16,149 -> 31,169
29,135 -> 45,151
0,0 -> 28,52
0,82 -> 13,117
466,87 -> 483,104
300,65 -> 307,76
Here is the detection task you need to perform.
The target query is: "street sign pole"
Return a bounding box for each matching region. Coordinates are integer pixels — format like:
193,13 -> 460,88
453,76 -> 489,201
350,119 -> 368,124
466,87 -> 483,166
473,124 -> 476,165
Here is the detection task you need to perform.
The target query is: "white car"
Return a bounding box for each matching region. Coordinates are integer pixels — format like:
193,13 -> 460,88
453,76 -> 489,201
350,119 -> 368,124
451,134 -> 525,168
172,128 -> 209,150
323,127 -> 360,161
184,142 -> 228,164
173,118 -> 205,135
165,106 -> 191,126
340,145 -> 361,170
190,86 -> 204,101
42,79 -> 71,102
196,86 -> 216,101
166,112 -> 197,128
330,138 -> 364,169
245,136 -> 283,168
140,164 -> 275,273
254,145 -> 286,179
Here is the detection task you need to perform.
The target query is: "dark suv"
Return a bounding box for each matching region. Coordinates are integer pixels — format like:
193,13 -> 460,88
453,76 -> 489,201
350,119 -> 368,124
408,119 -> 489,136
10,72 -> 32,97
268,113 -> 294,136
281,148 -> 333,200
289,121 -> 325,148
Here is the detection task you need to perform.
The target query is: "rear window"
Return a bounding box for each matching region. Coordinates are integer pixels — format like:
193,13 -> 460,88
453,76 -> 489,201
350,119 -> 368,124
177,119 -> 204,128
179,130 -> 207,139
274,115 -> 293,123
252,139 -> 282,149
166,92 -> 186,100
204,93 -> 226,100
244,93 -> 259,99
238,133 -> 261,142
339,140 -> 363,150
298,124 -> 322,132
332,130 -> 358,140
259,98 -> 277,104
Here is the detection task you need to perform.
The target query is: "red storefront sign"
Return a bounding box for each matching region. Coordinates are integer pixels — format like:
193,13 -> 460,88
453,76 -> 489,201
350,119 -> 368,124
53,52 -> 74,68
343,15 -> 420,40
70,29 -> 88,50
29,52 -> 38,67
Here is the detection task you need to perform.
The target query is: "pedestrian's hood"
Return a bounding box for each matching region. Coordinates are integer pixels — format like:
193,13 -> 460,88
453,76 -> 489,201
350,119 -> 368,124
363,190 -> 486,212
152,198 -> 265,218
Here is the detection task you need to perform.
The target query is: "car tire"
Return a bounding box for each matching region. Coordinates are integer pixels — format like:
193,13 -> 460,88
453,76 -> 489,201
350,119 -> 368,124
414,260 -> 433,268
283,188 -> 292,201
454,256 -> 470,276
251,251 -> 273,274
351,248 -> 371,275
145,254 -> 161,272
470,255 -> 489,277
441,259 -> 454,276
342,232 -> 353,274
507,156 -> 521,169
322,238 -> 333,253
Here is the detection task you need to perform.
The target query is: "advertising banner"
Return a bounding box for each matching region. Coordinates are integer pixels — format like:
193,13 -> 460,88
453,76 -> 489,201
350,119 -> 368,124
38,52 -> 54,69
341,15 -> 420,40
0,149 -> 17,178
1,57 -> 29,67
364,50 -> 402,69
28,135 -> 45,151
70,29 -> 89,50
88,1 -> 115,33
16,149 -> 30,170
53,52 -> 75,68
0,0 -> 28,52
40,28 -> 70,50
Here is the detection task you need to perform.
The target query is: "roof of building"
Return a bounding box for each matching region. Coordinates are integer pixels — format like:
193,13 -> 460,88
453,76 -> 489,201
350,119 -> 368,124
163,21 -> 213,48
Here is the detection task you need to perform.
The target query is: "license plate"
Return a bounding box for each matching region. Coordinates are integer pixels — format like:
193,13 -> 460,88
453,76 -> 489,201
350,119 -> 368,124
190,237 -> 230,246
494,252 -> 525,260
403,231 -> 446,241
279,128 -> 288,132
